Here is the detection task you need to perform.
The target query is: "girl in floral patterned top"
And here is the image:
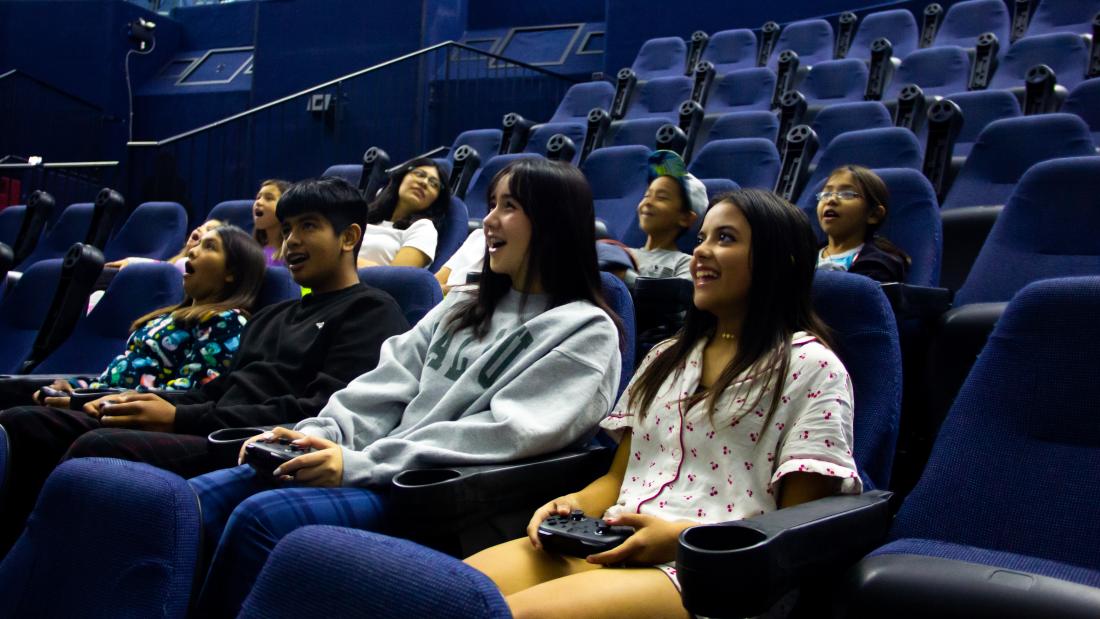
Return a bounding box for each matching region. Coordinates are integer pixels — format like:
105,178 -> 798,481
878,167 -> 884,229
36,225 -> 267,404
466,189 -> 860,618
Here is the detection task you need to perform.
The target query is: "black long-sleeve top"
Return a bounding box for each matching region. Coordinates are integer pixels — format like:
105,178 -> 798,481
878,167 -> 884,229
171,283 -> 409,436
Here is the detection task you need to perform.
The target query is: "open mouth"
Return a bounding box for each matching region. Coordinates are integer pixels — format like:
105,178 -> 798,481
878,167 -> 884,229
693,267 -> 720,286
253,207 -> 265,219
821,208 -> 839,221
285,252 -> 309,270
183,260 -> 195,276
486,235 -> 507,254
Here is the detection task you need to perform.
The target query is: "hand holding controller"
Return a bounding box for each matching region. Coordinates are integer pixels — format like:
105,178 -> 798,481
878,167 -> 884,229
537,509 -> 635,557
244,438 -> 316,478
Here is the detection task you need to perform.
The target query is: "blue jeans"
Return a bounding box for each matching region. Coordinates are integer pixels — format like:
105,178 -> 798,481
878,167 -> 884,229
189,465 -> 387,617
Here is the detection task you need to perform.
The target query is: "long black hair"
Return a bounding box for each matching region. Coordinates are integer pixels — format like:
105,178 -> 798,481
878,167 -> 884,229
448,158 -> 623,342
630,189 -> 832,419
366,158 -> 450,232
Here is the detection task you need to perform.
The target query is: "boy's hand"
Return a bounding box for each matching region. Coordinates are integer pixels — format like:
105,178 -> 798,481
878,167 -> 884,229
34,379 -> 74,408
271,436 -> 343,487
92,392 -> 176,432
584,514 -> 696,566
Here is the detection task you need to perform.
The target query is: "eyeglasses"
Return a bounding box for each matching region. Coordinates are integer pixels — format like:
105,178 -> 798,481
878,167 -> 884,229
409,168 -> 443,191
815,190 -> 862,202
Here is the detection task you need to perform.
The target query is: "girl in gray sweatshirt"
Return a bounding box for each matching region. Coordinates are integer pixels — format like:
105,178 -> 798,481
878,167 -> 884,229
188,157 -> 624,616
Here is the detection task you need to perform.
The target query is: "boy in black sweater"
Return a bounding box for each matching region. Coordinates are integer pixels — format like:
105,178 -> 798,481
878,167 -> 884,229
0,177 -> 408,549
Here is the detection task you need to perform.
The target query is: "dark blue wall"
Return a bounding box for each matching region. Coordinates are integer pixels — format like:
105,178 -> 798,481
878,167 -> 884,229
467,0 -> 605,29
170,2 -> 257,49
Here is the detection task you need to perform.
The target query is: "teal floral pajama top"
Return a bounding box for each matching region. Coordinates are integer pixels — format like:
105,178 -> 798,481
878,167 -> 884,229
87,309 -> 247,391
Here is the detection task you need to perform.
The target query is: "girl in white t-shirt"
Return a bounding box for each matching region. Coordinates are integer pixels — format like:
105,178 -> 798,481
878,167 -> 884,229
466,188 -> 861,618
358,158 -> 450,269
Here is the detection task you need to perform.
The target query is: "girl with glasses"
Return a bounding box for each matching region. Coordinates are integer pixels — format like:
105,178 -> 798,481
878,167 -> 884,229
815,165 -> 910,283
358,158 -> 451,269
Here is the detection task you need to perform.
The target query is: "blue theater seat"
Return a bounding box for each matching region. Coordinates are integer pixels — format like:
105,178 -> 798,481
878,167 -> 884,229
32,262 -> 185,375
207,199 -> 255,232
606,117 -> 666,149
432,196 -> 470,272
0,458 -> 201,619
933,0 -> 1010,50
463,153 -> 541,220
630,36 -> 688,80
704,68 -> 777,114
987,32 -> 1090,93
451,129 -> 504,161
102,201 -> 188,263
548,81 -> 615,123
847,8 -> 919,61
240,526 -> 510,619
624,75 -> 693,121
1027,0 -> 1100,36
796,127 -> 923,209
701,29 -> 758,75
768,18 -> 835,69
884,46 -> 972,100
1062,78 -> 1100,147
799,59 -> 869,107
255,266 -> 301,310
0,260 -> 62,374
358,266 -> 442,325
0,205 -> 25,248
582,145 -> 649,244
937,90 -> 1022,157
942,114 -> 1095,211
802,168 -> 942,287
846,276 -> 1100,618
16,203 -> 93,269
524,122 -> 587,159
701,111 -> 780,145
688,138 -> 781,190
321,164 -> 361,186
809,101 -> 893,153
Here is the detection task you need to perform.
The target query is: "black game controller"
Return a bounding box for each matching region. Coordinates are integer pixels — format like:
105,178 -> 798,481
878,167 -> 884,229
538,510 -> 635,557
36,386 -> 68,404
244,438 -> 315,478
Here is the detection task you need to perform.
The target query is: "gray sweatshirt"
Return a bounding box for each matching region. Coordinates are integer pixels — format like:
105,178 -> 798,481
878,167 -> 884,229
295,287 -> 622,487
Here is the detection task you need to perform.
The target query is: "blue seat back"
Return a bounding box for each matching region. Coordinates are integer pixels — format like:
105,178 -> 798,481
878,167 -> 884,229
956,156 -> 1100,305
625,76 -> 693,121
322,164 -> 361,186
358,266 -> 442,325
607,118 -> 665,149
885,47 -> 972,99
1028,0 -> 1100,36
600,271 -> 635,399
525,122 -> 587,162
939,90 -> 1022,157
0,458 -> 201,618
239,526 -> 511,619
34,262 -> 185,375
451,129 -> 503,161
799,59 -> 869,105
702,111 -> 780,145
890,276 -> 1100,570
802,168 -> 942,286
550,81 -> 615,123
769,19 -> 835,69
809,101 -> 893,152
463,153 -> 541,220
17,203 -> 93,269
207,199 -> 255,233
811,270 -> 902,489
701,29 -> 758,75
631,36 -> 688,80
935,0 -> 1010,49
796,128 -> 922,210
0,205 -> 25,248
582,145 -> 650,244
848,9 -> 919,60
688,138 -> 781,190
943,114 -> 1096,210
255,266 -> 301,310
103,202 -> 188,263
0,259 -> 62,373
705,68 -> 777,114
431,196 -> 470,273
988,32 -> 1090,92
1062,77 -> 1100,146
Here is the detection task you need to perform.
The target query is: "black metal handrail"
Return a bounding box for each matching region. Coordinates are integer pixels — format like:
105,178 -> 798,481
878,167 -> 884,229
128,40 -> 580,147
0,69 -> 109,114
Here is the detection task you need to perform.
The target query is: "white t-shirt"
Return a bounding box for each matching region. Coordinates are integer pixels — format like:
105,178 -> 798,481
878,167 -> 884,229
359,219 -> 438,266
441,229 -> 485,286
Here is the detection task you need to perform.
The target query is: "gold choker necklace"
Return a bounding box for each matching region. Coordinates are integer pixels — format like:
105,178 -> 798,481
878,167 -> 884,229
719,332 -> 736,340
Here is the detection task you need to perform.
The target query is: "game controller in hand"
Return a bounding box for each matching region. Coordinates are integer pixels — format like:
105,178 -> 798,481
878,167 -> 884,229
36,386 -> 68,404
244,438 -> 316,478
538,509 -> 635,557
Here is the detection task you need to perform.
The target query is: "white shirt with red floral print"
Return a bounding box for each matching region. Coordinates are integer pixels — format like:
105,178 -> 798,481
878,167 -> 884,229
599,331 -> 861,588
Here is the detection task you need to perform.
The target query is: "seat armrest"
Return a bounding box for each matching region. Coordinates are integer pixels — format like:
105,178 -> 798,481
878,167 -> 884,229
880,283 -> 953,320
388,445 -> 614,537
677,489 -> 892,618
847,554 -> 1100,619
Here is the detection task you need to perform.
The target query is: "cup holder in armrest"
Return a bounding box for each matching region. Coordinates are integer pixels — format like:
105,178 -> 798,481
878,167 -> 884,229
392,468 -> 463,488
680,522 -> 768,553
